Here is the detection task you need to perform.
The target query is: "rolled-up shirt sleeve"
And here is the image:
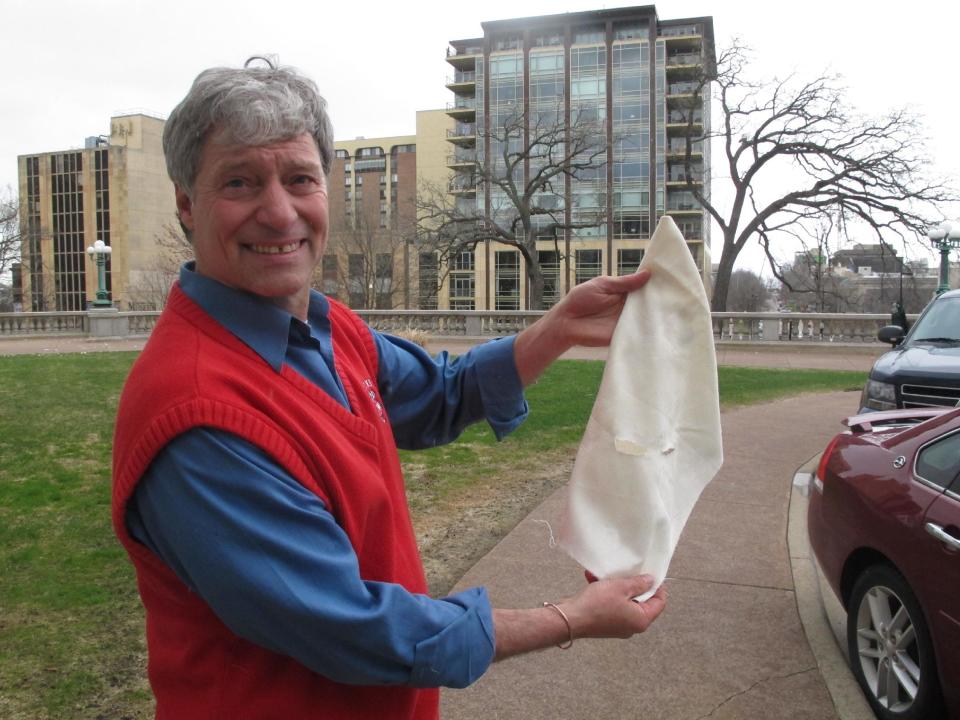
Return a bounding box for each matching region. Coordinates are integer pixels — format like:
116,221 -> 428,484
126,428 -> 495,688
374,333 -> 528,448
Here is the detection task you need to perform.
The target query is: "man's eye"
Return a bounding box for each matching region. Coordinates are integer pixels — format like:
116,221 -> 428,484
291,175 -> 314,185
224,178 -> 246,188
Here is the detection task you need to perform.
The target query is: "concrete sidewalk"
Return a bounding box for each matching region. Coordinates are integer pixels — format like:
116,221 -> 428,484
440,390 -> 873,720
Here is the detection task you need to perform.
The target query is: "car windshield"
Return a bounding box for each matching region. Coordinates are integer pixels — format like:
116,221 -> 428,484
908,296 -> 960,344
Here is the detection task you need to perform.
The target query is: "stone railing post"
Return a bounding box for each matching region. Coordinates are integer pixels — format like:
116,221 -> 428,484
87,308 -> 130,338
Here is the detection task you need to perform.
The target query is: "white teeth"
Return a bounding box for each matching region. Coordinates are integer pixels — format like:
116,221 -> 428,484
249,242 -> 301,255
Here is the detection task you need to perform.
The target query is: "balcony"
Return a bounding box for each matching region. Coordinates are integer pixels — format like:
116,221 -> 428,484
666,171 -> 704,186
447,151 -> 477,169
661,26 -> 702,53
448,176 -> 478,195
660,24 -> 701,38
446,71 -> 477,93
666,140 -> 703,158
666,200 -> 702,215
446,122 -> 477,145
665,51 -> 703,78
446,44 -> 482,69
667,80 -> 700,97
446,99 -> 476,121
666,110 -> 703,134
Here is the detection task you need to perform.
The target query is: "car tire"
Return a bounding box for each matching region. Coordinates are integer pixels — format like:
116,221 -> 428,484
846,564 -> 945,720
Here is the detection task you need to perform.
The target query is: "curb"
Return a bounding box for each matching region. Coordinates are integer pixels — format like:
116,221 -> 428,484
788,455 -> 875,720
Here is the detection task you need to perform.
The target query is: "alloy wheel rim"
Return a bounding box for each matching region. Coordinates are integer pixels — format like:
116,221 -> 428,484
855,584 -> 921,712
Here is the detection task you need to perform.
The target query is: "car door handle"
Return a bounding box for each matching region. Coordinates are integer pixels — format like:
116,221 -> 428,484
925,522 -> 960,551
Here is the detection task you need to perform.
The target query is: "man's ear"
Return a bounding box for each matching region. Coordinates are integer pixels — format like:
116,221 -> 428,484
174,186 -> 196,234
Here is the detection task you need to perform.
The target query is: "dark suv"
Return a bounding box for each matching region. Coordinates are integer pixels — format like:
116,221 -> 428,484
860,289 -> 960,412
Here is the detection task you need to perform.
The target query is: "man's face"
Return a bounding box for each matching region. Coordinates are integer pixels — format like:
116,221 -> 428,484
175,132 -> 328,318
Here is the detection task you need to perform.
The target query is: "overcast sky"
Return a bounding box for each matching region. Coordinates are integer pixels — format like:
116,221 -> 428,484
3,0 -> 957,273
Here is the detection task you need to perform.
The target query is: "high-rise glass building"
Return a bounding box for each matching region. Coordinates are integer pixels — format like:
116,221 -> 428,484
443,5 -> 714,310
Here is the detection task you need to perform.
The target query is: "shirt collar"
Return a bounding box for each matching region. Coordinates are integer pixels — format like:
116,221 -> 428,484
178,262 -> 332,372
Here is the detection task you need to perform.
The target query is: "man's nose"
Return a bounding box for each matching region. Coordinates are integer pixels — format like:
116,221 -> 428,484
255,178 -> 298,230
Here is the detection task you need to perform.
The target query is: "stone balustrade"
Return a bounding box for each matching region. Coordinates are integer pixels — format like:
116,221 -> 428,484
0,311 -> 87,336
0,308 -> 916,344
710,312 -> 918,343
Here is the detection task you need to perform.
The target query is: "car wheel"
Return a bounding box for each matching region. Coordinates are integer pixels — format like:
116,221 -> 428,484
846,564 -> 945,720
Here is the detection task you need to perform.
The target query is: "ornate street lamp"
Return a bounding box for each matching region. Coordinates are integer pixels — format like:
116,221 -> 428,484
86,239 -> 113,307
926,221 -> 960,295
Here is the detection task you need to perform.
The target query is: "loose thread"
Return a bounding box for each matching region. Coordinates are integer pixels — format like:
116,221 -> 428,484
533,519 -> 557,548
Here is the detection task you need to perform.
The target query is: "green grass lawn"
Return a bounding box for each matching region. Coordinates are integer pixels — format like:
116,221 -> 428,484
0,352 -> 866,719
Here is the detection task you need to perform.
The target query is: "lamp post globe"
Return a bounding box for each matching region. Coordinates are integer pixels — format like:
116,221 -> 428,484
927,221 -> 960,296
86,240 -> 113,307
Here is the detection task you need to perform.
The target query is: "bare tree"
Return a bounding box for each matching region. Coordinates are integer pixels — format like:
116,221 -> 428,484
725,269 -> 769,311
418,106 -> 609,310
0,190 -> 21,281
125,222 -> 193,310
773,215 -> 856,312
677,42 -> 957,311
319,211 -> 412,310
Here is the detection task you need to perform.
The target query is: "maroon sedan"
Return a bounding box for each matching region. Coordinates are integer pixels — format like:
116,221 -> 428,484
808,407 -> 960,720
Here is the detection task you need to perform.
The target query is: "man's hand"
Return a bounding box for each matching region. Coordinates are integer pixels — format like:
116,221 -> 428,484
492,574 -> 666,661
561,574 -> 666,640
513,270 -> 651,386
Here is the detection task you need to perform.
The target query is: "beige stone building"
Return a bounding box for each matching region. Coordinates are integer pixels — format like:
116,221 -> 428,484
17,114 -> 177,311
15,111 -> 444,313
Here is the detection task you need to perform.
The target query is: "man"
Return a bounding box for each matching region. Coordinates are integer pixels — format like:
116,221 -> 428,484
112,59 -> 665,720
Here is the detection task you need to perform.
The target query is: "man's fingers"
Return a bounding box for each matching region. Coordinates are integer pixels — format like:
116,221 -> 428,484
638,587 -> 667,618
603,268 -> 651,293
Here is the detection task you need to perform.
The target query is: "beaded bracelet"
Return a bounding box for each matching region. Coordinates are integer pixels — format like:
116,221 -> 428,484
542,601 -> 574,649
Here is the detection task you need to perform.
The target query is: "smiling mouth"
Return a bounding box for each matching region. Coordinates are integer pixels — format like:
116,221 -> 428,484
248,241 -> 303,255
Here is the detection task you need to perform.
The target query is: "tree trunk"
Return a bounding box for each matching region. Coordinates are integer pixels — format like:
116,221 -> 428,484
526,259 -> 545,311
710,230 -> 740,312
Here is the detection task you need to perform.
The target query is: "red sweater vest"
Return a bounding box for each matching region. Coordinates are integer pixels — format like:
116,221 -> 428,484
112,285 -> 438,720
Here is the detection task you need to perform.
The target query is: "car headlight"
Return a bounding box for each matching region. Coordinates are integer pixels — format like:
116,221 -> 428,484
860,379 -> 897,411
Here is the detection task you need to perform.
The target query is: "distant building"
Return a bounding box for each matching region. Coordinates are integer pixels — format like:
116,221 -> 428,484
438,5 -> 715,310
17,114 -> 176,311
831,243 -> 910,276
322,132 -> 420,309
782,243 -> 939,313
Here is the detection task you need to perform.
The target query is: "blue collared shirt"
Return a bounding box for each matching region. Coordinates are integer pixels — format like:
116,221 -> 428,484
126,263 -> 528,688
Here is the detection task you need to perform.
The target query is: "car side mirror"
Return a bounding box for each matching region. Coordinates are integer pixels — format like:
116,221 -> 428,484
878,325 -> 905,346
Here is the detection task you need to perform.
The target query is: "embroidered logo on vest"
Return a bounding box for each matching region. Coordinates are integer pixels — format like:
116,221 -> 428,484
363,378 -> 387,423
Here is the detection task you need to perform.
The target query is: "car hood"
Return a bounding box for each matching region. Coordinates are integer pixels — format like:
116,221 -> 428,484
872,344 -> 960,383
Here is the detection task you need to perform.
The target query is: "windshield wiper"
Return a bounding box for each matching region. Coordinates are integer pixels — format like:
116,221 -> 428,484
913,337 -> 960,343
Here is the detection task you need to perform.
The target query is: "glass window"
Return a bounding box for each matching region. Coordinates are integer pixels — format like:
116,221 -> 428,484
538,250 -> 562,308
575,249 -> 602,284
614,21 -> 648,40
418,252 -> 438,310
909,296 -> 960,344
617,43 -> 647,65
321,254 -> 339,298
449,249 -> 475,310
495,250 -> 521,310
615,215 -> 650,238
617,249 -> 644,275
574,25 -> 604,44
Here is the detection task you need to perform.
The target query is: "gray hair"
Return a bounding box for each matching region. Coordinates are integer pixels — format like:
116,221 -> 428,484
162,57 -> 334,194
